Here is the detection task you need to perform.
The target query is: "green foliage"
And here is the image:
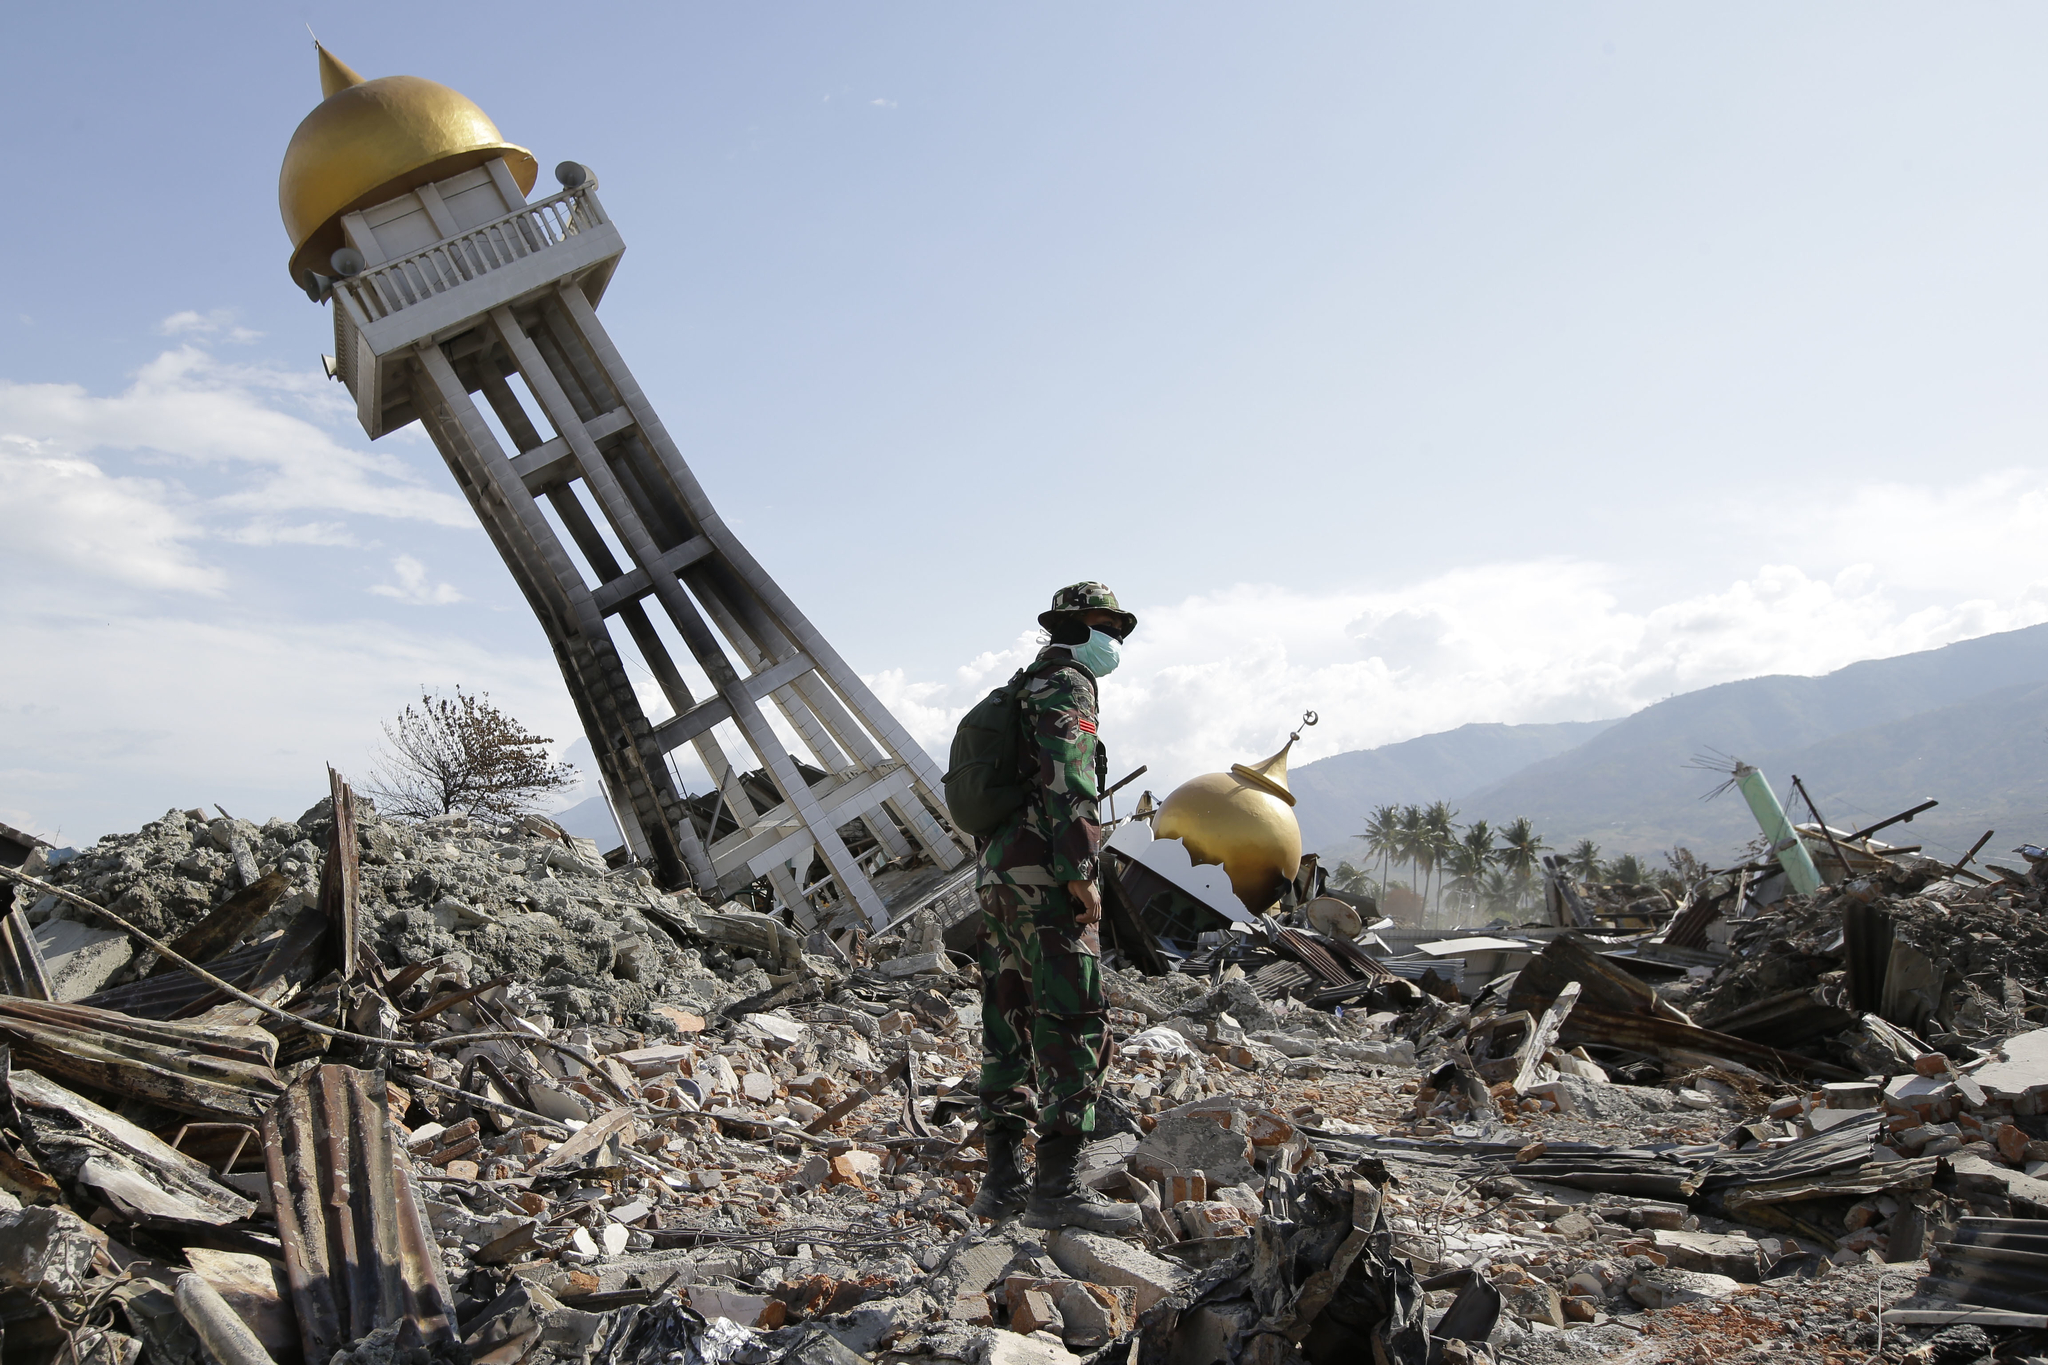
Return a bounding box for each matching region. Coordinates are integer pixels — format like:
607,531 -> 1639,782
1343,801 -> 1675,919
1608,851 -> 1650,886
1348,806 -> 1562,920
1330,861 -> 1374,895
1360,804 -> 1403,895
1495,817 -> 1548,880
1477,867 -> 1516,918
1654,845 -> 1707,899
1459,820 -> 1496,875
1444,820 -> 1497,913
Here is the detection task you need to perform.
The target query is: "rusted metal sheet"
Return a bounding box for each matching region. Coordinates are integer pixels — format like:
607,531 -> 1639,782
1275,926 -> 1393,987
153,868 -> 292,975
1317,930 -> 1397,984
1560,1003 -> 1861,1082
0,997 -> 284,1119
87,898 -> 336,1024
2,1054 -> 256,1224
0,906 -> 52,1000
264,1064 -> 455,1363
82,936 -> 279,1019
186,903 -> 337,1021
317,768 -> 360,981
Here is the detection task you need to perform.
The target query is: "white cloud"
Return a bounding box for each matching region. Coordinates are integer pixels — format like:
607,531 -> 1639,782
0,346 -> 474,542
0,608 -> 573,843
868,536 -> 2048,801
1812,471 -> 2048,598
370,555 -> 465,605
0,434 -> 223,594
158,309 -> 263,344
10,322 -> 2048,856
220,520 -> 359,547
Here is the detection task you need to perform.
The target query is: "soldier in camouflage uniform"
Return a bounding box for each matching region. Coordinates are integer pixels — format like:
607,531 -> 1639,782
969,582 -> 1143,1233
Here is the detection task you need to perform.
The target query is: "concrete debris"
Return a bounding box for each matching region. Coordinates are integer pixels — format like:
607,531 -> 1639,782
9,776 -> 2048,1362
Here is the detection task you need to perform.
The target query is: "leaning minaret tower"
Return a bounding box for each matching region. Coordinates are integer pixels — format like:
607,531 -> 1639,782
278,46 -> 965,927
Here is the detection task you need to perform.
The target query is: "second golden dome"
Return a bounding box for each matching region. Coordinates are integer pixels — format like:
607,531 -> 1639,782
1152,726 -> 1308,913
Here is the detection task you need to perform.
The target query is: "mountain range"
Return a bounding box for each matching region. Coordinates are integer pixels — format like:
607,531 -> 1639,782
547,624 -> 2048,871
1295,622 -> 2048,870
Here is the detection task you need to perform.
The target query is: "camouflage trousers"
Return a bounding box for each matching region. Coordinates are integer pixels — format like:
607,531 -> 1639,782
975,882 -> 1110,1140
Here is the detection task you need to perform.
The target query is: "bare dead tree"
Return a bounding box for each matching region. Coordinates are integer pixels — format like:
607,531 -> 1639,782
366,687 -> 575,820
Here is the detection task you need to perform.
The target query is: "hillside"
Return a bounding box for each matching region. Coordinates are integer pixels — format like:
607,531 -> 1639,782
552,625 -> 2048,869
1301,622 -> 2048,868
1291,720 -> 1618,856
1693,679 -> 2048,860
551,737 -> 625,847
1457,624 -> 2048,863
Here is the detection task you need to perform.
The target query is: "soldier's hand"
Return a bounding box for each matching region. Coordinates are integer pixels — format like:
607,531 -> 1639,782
1066,879 -> 1102,926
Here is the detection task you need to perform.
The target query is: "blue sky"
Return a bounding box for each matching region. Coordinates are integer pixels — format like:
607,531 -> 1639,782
8,4 -> 2048,843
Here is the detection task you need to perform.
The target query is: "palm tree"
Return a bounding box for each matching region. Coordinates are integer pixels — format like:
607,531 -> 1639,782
1393,804 -> 1426,899
1330,861 -> 1372,896
1659,846 -> 1705,901
1420,801 -> 1459,916
1360,804 -> 1401,898
1609,852 -> 1649,887
1494,817 -> 1550,910
1443,843 -> 1484,916
1567,837 -> 1603,884
1444,821 -> 1495,920
1478,867 -> 1516,920
1460,820 -> 1495,875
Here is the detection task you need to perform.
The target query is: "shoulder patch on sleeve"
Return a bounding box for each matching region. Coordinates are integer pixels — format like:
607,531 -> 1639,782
1076,718 -> 1096,734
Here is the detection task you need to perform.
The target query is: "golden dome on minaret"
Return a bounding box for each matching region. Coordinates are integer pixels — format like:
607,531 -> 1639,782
1152,713 -> 1315,913
278,44 -> 537,286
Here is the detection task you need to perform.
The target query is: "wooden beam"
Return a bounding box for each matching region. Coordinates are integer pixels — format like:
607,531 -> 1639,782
1513,981 -> 1581,1093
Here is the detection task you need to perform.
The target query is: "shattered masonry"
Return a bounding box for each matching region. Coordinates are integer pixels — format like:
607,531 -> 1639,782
3,780 -> 2048,1364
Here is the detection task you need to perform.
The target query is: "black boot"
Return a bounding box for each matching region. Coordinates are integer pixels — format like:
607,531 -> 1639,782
968,1127 -> 1030,1220
1021,1134 -> 1143,1233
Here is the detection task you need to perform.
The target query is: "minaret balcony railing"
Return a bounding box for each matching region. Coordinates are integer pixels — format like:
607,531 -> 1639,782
332,185 -> 623,358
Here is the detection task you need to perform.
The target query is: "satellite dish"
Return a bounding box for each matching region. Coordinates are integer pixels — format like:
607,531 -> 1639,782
1305,895 -> 1364,942
330,247 -> 365,277
555,161 -> 591,189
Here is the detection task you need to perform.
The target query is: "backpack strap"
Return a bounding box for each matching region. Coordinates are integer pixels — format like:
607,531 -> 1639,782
1027,650 -> 1095,701
1012,653 -> 1098,787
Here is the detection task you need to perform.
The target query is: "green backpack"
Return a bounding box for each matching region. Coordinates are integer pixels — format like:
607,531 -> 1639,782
943,659 -> 1074,837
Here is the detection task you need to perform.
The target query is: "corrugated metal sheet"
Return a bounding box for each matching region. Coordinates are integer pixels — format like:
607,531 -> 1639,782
264,1064 -> 456,1362
1379,956 -> 1466,990
80,935 -> 279,1019
0,997 -> 284,1119
1274,927 -> 1396,987
1929,1219 -> 2048,1314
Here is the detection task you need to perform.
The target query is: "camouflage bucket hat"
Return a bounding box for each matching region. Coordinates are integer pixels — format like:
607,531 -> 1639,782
1038,581 -> 1137,638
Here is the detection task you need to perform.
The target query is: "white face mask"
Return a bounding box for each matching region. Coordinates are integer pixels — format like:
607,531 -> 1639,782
1071,628 -> 1121,677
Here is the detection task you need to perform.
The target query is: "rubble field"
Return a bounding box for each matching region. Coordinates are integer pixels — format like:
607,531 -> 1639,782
2,780 -> 2047,1365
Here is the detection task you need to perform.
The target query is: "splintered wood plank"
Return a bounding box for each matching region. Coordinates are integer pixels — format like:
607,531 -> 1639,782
1514,980 -> 1582,1094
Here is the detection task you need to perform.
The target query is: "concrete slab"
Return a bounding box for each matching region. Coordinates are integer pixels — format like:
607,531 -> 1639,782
1974,1028 -> 2048,1099
1045,1229 -> 1191,1311
32,918 -> 133,1002
1649,1229 -> 1763,1282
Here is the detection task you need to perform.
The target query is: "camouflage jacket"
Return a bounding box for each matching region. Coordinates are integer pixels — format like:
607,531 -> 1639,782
978,647 -> 1106,888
